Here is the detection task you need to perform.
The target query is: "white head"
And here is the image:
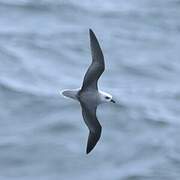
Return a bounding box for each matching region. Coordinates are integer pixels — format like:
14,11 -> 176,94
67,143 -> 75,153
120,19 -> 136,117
99,91 -> 116,104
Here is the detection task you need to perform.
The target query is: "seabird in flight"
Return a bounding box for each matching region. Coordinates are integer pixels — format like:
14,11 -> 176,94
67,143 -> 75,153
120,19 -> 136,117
61,29 -> 116,154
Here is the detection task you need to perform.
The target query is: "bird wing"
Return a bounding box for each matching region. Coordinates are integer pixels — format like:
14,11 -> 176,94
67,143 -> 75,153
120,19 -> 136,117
80,101 -> 102,154
81,29 -> 105,91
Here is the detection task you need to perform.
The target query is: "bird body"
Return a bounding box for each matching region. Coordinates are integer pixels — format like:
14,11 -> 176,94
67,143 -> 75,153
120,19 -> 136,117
61,29 -> 115,154
62,89 -> 112,106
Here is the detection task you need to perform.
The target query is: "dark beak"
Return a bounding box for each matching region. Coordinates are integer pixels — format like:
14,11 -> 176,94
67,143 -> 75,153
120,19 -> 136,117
111,99 -> 116,103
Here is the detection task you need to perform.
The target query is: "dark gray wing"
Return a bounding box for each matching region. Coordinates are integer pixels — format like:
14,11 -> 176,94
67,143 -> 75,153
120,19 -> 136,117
81,29 -> 105,91
80,101 -> 102,154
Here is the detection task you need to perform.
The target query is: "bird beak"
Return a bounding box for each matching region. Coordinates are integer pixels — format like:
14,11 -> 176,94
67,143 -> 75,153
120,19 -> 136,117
111,99 -> 116,103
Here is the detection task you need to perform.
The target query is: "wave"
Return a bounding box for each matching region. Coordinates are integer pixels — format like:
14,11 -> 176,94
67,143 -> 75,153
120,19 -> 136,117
0,78 -> 58,98
0,0 -> 87,13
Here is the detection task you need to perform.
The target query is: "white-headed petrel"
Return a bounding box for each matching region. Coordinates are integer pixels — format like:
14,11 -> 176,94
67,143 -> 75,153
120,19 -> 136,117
61,29 -> 115,154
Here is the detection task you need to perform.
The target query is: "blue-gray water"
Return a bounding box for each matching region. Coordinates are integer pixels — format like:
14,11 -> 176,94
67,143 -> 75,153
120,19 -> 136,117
0,0 -> 180,179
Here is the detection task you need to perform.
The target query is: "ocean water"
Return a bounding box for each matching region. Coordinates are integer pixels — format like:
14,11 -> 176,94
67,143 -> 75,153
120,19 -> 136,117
0,0 -> 180,179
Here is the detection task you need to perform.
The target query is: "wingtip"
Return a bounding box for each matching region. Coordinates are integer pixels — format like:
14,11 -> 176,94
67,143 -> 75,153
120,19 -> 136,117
89,28 -> 94,36
89,28 -> 93,33
86,146 -> 92,154
85,129 -> 102,155
86,136 -> 96,154
86,150 -> 90,154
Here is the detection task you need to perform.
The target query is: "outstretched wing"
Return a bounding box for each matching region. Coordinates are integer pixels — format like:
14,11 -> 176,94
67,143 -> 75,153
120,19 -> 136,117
80,101 -> 102,154
81,29 -> 105,91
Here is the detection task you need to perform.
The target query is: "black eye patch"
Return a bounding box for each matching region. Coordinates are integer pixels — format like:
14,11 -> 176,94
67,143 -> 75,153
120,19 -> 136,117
105,96 -> 110,99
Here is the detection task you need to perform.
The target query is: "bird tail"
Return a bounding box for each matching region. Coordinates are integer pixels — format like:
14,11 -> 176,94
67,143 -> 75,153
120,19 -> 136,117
61,89 -> 79,100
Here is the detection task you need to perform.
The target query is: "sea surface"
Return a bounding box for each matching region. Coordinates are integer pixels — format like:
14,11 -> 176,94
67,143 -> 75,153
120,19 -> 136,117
0,0 -> 180,179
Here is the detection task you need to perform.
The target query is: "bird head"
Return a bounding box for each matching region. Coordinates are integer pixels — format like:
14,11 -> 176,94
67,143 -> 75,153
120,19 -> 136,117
100,91 -> 116,104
